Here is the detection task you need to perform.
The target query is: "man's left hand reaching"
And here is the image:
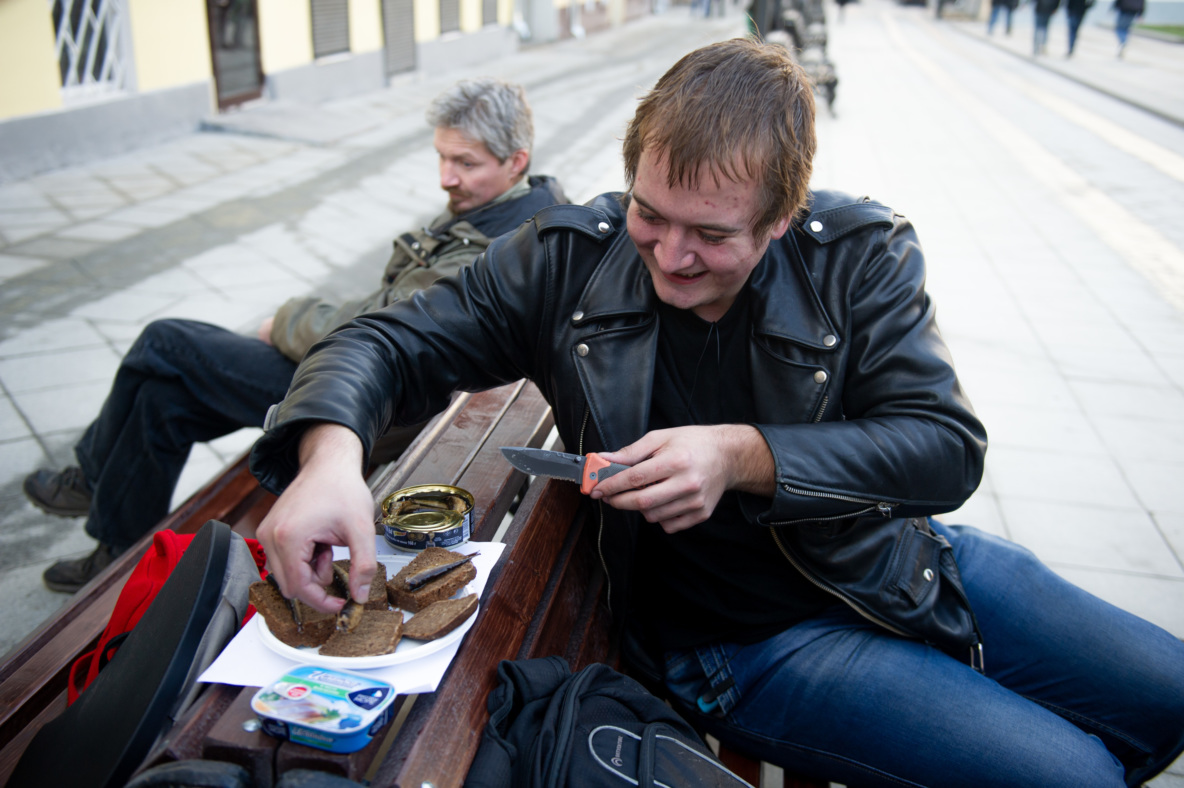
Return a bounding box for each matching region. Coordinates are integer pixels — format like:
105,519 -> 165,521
255,423 -> 377,613
588,424 -> 775,533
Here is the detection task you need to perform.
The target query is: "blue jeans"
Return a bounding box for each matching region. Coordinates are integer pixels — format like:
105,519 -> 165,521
1034,11 -> 1053,52
75,319 -> 296,550
1066,10 -> 1084,51
987,4 -> 1013,34
1116,10 -> 1137,45
663,523 -> 1184,787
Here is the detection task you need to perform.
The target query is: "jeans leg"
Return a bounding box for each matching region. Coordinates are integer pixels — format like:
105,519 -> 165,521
936,522 -> 1184,785
663,526 -> 1184,787
75,319 -> 297,549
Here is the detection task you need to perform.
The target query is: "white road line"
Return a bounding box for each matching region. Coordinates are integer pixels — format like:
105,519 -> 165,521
883,11 -> 1184,312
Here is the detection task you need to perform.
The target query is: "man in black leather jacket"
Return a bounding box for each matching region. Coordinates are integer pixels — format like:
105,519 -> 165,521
250,40 -> 1184,787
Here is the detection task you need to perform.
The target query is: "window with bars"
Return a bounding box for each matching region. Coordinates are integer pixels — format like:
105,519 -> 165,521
311,0 -> 351,58
50,0 -> 128,100
439,0 -> 460,34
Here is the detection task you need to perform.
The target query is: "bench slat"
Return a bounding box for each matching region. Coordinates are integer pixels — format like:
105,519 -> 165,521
372,478 -> 583,788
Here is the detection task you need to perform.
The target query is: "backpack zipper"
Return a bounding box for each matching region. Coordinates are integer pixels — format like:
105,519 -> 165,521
545,663 -> 597,787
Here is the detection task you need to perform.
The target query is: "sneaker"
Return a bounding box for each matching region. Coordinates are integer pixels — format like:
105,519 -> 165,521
24,466 -> 93,517
43,543 -> 122,593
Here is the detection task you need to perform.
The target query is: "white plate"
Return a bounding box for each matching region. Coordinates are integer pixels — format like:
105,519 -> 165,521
254,554 -> 479,671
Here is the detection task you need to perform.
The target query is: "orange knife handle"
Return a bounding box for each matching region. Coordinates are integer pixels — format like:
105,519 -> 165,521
580,453 -> 612,495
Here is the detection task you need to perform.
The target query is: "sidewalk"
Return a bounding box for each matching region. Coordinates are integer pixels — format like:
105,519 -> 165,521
947,5 -> 1184,126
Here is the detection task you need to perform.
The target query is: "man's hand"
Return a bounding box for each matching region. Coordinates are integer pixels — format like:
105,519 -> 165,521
258,316 -> 275,345
255,423 -> 377,613
588,424 -> 774,533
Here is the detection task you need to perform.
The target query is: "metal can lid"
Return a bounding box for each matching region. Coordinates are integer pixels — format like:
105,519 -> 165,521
380,484 -> 472,526
394,509 -> 463,532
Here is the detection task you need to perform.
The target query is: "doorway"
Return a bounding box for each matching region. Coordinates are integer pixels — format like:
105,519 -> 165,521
206,0 -> 264,109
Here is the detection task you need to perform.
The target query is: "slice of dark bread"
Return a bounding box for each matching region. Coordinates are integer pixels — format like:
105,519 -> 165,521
249,581 -> 336,648
389,547 -> 465,583
320,610 -> 405,657
332,558 -> 389,610
403,594 -> 478,641
387,551 -> 476,613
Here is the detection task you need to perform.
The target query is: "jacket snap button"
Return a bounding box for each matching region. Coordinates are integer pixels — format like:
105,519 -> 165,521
923,568 -> 935,582
597,221 -> 610,233
576,343 -> 590,357
813,370 -> 827,384
810,220 -> 823,233
823,334 -> 837,347
572,310 -> 584,323
462,238 -> 470,245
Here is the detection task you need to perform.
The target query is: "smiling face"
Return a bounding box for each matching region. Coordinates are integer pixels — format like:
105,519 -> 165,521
627,150 -> 791,322
434,126 -> 528,214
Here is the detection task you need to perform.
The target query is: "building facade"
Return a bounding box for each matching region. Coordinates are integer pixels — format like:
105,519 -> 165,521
0,0 -> 648,181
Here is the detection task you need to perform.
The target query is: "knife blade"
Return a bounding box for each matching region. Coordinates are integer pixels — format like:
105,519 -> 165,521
500,446 -> 630,494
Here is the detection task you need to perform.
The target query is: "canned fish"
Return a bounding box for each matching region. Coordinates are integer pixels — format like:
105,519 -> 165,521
251,666 -> 395,753
380,484 -> 474,552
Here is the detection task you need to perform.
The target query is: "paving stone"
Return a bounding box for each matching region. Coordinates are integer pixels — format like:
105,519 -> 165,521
10,380 -> 112,435
1003,498 -> 1183,576
0,316 -> 108,357
0,395 -> 31,443
0,345 -> 121,393
0,254 -> 48,283
69,289 -> 181,323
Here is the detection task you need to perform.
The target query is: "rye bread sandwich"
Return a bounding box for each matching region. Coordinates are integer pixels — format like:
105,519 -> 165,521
320,610 -> 405,657
250,559 -> 390,648
387,547 -> 477,613
249,580 -> 337,648
332,558 -> 389,610
403,594 -> 478,641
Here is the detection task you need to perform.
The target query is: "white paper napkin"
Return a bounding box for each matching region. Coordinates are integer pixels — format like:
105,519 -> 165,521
199,539 -> 504,694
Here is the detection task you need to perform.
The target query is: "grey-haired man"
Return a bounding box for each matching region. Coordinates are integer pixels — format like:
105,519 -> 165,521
25,78 -> 566,593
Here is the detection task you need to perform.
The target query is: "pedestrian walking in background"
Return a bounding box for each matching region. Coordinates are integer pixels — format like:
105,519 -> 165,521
1113,0 -> 1144,56
1065,0 -> 1093,53
988,0 -> 1018,34
1033,0 -> 1061,54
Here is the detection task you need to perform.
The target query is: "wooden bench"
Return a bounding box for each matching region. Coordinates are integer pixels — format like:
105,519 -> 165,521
0,379 -> 828,788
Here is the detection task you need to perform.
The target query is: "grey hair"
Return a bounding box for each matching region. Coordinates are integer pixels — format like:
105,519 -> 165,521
426,78 -> 534,169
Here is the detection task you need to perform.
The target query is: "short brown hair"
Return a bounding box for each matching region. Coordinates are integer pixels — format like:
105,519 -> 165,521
623,38 -> 816,237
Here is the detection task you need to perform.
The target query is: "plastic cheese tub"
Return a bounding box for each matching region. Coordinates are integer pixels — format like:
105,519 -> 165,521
250,665 -> 396,753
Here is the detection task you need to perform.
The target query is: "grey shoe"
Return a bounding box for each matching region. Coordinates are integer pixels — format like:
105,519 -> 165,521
43,543 -> 122,593
24,466 -> 93,517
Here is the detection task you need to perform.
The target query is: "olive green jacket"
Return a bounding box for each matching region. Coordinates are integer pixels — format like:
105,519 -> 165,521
269,175 -> 565,362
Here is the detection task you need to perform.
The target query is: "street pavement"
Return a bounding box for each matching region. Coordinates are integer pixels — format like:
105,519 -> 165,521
2,2 -> 1184,782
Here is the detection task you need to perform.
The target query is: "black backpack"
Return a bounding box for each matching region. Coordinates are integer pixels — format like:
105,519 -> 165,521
465,657 -> 754,788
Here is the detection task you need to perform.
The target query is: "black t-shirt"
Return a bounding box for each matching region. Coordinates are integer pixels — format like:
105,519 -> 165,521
635,289 -> 834,650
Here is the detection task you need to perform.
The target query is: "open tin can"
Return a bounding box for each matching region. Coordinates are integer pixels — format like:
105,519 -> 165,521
380,484 -> 474,552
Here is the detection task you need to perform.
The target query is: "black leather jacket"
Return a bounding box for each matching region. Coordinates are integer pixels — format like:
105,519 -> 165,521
251,189 -> 987,627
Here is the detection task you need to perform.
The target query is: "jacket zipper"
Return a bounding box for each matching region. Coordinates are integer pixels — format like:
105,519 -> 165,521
769,526 -> 913,638
812,394 -> 829,423
770,486 -> 893,527
578,405 -> 612,615
771,524 -> 986,671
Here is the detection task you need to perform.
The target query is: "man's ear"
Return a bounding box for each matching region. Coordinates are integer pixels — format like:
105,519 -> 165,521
507,148 -> 530,179
767,214 -> 792,241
